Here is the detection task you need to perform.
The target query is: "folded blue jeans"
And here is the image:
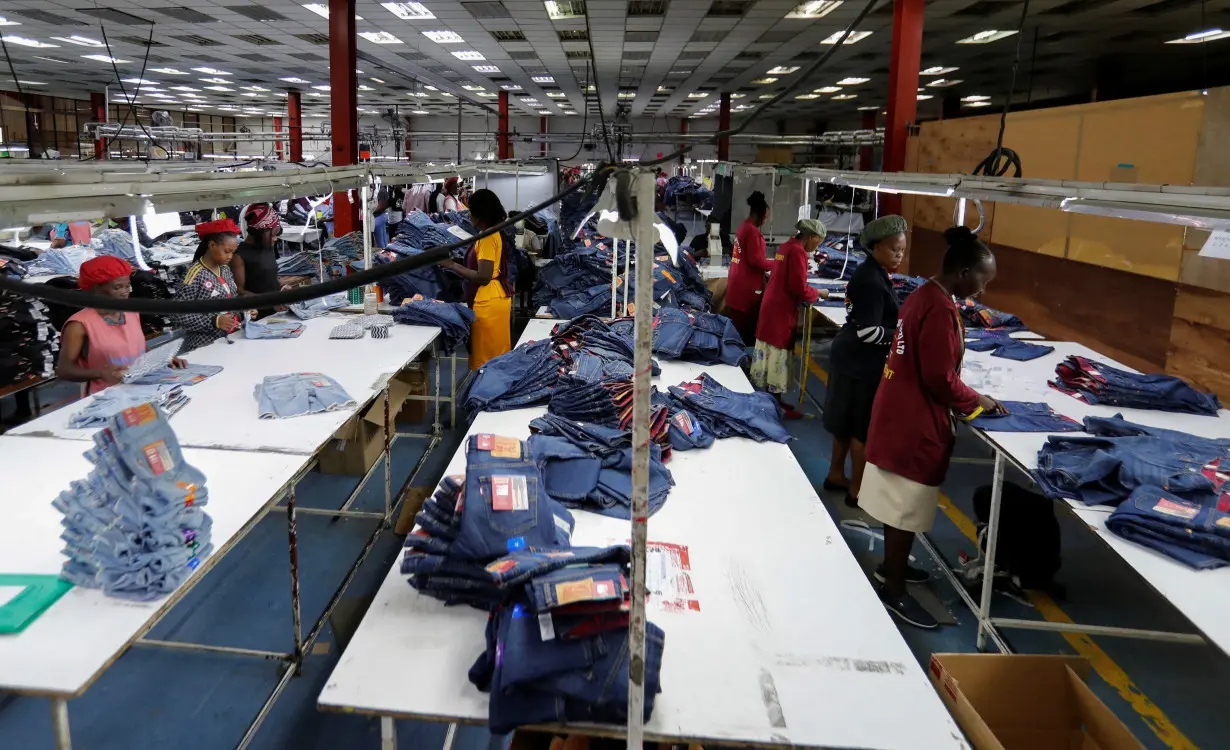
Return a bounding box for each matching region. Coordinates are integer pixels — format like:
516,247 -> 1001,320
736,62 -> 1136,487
1106,485 -> 1230,569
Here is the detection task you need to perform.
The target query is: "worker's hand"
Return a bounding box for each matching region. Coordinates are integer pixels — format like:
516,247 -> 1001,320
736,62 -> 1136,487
101,364 -> 128,385
816,289 -> 830,299
216,313 -> 241,332
169,357 -> 188,369
246,309 -> 259,320
977,393 -> 1007,415
50,238 -> 68,249
438,259 -> 460,272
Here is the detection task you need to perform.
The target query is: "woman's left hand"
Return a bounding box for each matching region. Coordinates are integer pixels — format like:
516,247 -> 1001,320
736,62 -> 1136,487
816,289 -> 829,299
170,357 -> 188,369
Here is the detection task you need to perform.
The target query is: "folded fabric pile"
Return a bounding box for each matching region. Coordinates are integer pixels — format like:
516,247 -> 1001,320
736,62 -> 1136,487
277,252 -> 319,279
127,363 -> 223,387
287,292 -> 349,319
968,401 -> 1081,432
642,307 -> 747,366
663,174 -> 713,209
1105,485 -> 1230,570
1051,355 -> 1221,415
254,373 -> 356,419
965,337 -> 1055,361
965,327 -> 1032,340
0,254 -> 28,279
391,297 -> 475,353
56,403 -> 214,600
890,274 -> 927,306
320,232 -> 363,278
392,210 -> 470,251
69,384 -> 189,429
812,242 -> 864,281
25,246 -> 96,277
120,338 -> 184,383
460,339 -> 563,412
534,246 -> 618,318
957,298 -> 1024,330
666,373 -> 790,443
0,290 -> 59,386
529,414 -> 674,518
243,316 -> 306,340
92,228 -> 141,263
1032,414 -> 1230,506
373,250 -> 446,303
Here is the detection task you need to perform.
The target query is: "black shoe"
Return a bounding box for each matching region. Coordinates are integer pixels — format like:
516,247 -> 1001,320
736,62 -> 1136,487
822,478 -> 848,492
844,493 -> 860,508
873,563 -> 930,585
878,588 -> 939,629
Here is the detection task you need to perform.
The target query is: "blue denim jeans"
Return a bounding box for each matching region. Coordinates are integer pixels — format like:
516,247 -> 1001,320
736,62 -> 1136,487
127,363 -> 224,388
373,212 -> 389,248
243,316 -> 306,340
254,373 -> 356,419
667,373 -> 790,443
1054,355 -> 1221,415
460,339 -> 561,412
68,385 -> 186,429
287,292 -> 350,320
1106,485 -> 1230,569
525,563 -> 626,612
969,401 -> 1081,433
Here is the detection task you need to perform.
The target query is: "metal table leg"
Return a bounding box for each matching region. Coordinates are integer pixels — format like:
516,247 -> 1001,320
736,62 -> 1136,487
383,387 -> 392,522
976,451 -> 1005,652
434,346 -> 443,438
443,722 -> 458,750
286,485 -> 304,672
51,698 -> 71,750
381,716 -> 397,750
449,349 -> 456,429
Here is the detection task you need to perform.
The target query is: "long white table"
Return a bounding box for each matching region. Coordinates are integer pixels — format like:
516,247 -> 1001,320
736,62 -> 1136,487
958,340 -> 1230,656
810,302 -> 1044,341
318,319 -> 968,750
9,315 -> 441,455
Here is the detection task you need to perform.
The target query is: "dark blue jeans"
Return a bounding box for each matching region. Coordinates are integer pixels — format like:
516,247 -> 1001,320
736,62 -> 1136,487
526,563 -> 627,612
667,373 -> 790,443
1106,485 -> 1230,569
969,401 -> 1081,432
1033,434 -> 1228,505
1054,355 -> 1221,415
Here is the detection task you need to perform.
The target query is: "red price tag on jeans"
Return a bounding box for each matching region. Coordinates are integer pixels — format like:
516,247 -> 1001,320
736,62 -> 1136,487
491,476 -> 513,511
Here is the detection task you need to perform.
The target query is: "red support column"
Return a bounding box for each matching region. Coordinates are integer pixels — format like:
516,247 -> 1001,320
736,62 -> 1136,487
287,90 -> 303,162
274,116 -> 284,160
717,93 -> 731,162
497,91 -> 511,160
329,0 -> 359,236
859,110 -> 876,171
678,119 -> 687,166
540,116 -> 546,156
883,0 -> 924,213
90,92 -> 106,160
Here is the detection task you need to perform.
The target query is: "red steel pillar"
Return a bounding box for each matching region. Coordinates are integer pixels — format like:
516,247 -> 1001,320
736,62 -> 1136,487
859,109 -> 876,171
540,116 -> 546,156
883,0 -> 924,214
717,93 -> 730,162
678,119 -> 687,166
273,116 -> 284,160
329,0 -> 359,235
90,92 -> 107,159
497,91 -> 511,160
287,90 -> 303,162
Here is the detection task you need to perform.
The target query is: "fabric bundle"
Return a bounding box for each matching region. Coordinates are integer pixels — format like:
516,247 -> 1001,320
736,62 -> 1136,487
287,292 -> 349,319
459,339 -> 563,412
957,298 -> 1024,330
68,384 -> 189,429
373,250 -> 446,304
968,401 -> 1081,432
25,246 -> 95,277
1105,485 -> 1230,570
391,297 -> 475,353
663,174 -> 713,209
1050,355 -> 1221,415
277,252 -> 320,279
0,290 -> 59,387
640,307 -> 747,366
253,373 -> 356,419
243,316 -> 306,340
666,373 -> 791,443
965,337 -> 1055,361
320,232 -> 363,278
55,403 -> 214,600
127,363 -> 223,388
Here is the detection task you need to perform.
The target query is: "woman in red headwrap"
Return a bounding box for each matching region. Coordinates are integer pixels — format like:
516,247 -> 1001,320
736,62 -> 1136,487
232,203 -> 283,298
57,256 -> 186,394
175,219 -> 244,352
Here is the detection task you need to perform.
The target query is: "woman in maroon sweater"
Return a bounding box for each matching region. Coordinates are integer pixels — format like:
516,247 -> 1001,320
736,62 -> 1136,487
724,191 -> 774,344
861,227 -> 1005,629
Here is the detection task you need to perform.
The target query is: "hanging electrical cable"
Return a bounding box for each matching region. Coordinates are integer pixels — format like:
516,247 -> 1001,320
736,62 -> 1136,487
583,12 -> 616,162
970,0 -> 1030,177
559,61 -> 594,163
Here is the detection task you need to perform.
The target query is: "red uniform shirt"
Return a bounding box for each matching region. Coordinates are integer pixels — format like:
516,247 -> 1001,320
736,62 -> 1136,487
726,218 -> 774,313
865,280 -> 981,486
755,237 -> 819,350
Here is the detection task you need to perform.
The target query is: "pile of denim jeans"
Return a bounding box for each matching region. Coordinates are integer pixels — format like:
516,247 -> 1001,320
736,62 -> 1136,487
965,337 -> 1054,361
1105,484 -> 1230,570
890,274 -> 927,306
0,290 -> 58,386
69,384 -> 189,429
374,250 -> 448,303
25,246 -> 95,277
321,232 -> 363,278
277,252 -> 319,279
1051,355 -> 1221,415
391,210 -> 472,254
534,246 -> 619,317
969,401 -> 1081,432
93,228 -> 141,263
641,307 -> 747,366
391,297 -> 475,353
666,373 -> 791,443
0,252 -> 28,279
243,316 -> 306,340
813,245 -> 864,281
287,292 -> 349,319
459,339 -> 564,412
1032,414 -> 1230,506
128,363 -> 223,387
56,403 -> 214,601
957,299 -> 1023,329
663,175 -> 713,210
253,373 -> 356,419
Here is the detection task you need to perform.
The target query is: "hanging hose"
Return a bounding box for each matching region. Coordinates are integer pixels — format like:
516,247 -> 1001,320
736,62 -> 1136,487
971,0 -> 1030,178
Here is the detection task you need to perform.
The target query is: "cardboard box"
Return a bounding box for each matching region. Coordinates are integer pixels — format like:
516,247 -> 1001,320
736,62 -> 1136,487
394,486 -> 433,535
756,145 -> 794,165
318,413 -> 385,476
397,365 -> 429,424
928,653 -> 1144,750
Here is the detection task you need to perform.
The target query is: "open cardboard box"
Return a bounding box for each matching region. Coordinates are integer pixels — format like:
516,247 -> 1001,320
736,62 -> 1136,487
318,367 -> 425,476
929,654 -> 1144,750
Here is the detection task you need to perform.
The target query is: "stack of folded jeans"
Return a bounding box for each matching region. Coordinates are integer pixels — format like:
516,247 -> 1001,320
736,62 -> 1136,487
957,299 -> 1023,329
121,339 -> 184,384
1051,355 -> 1221,415
548,376 -> 622,425
0,290 -> 58,385
645,307 -> 747,366
969,401 -> 1081,432
890,274 -> 927,306
287,292 -> 349,319
93,229 -> 141,262
56,403 -> 214,600
243,316 -> 306,339
528,424 -> 674,518
68,384 -> 189,429
467,546 -> 665,734
277,252 -> 318,278
127,363 -> 224,387
965,327 -> 1032,340
373,250 -> 447,303
1105,484 -> 1230,570
813,245 -> 864,281
965,337 -> 1055,361
254,373 -> 356,419
460,339 -> 563,412
25,246 -> 95,277
391,298 -> 475,353
666,373 -> 790,443
321,232 -> 363,278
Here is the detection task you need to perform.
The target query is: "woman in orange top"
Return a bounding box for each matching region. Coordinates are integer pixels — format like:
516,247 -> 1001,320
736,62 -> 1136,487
440,189 -> 512,369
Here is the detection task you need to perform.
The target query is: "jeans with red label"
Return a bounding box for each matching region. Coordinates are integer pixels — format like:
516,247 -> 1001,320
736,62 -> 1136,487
1106,485 -> 1230,569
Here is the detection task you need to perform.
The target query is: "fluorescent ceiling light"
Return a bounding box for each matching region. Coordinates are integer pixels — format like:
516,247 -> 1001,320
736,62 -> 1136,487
83,54 -> 128,63
815,86 -> 841,93
767,66 -> 800,75
920,65 -> 958,75
857,105 -> 878,110
562,110 -> 577,115
2,37 -> 58,49
122,78 -> 158,86
844,179 -> 954,197
370,77 -> 385,83
961,94 -> 990,102
280,77 -> 310,84
463,84 -> 485,91
32,56 -> 71,64
618,92 -> 635,99
545,0 -> 584,18
309,92 -> 324,97
171,86 -> 200,92
205,86 -> 234,92
452,50 -> 485,60
1166,28 -> 1230,44
759,94 -> 776,99
687,92 -> 708,98
8,80 -> 45,86
837,77 -> 869,85
200,77 -> 230,84
193,67 -> 230,76
150,68 -> 187,76
957,30 -> 1018,44
477,92 -> 496,97
538,110 -> 551,115
821,30 -> 871,44
304,3 -> 364,19
0,17 -> 19,26
964,101 -> 993,107
423,30 -> 464,43
382,1 -> 435,19
532,75 -> 555,83
424,85 -> 438,91
730,93 -> 746,99
313,84 -> 331,91
243,85 -> 270,92
927,78 -> 963,87
242,92 -> 260,98
50,35 -> 104,47
411,109 -> 429,114
473,65 -> 500,73
657,86 -> 672,93
917,93 -> 933,100
785,1 -> 842,19
360,31 -> 402,44
751,77 -> 778,84
501,84 -> 522,90
832,93 -> 857,100
796,94 -> 820,99
546,92 -> 566,98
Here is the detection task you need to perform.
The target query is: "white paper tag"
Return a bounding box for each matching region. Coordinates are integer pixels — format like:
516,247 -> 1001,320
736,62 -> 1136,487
1199,230 -> 1230,259
447,225 -> 473,240
538,611 -> 555,641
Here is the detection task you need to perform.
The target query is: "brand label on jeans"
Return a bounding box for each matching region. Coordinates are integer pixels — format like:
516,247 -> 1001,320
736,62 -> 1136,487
122,403 -> 158,427
490,436 -> 521,459
143,440 -> 175,475
672,411 -> 696,436
538,611 -> 555,641
1217,516 -> 1230,529
555,578 -> 595,605
491,475 -> 528,511
476,434 -> 494,450
1153,497 -> 1199,520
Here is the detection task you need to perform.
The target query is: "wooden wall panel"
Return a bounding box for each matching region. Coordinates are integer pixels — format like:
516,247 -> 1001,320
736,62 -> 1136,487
988,113 -> 1081,257
909,116 -> 998,233
1166,287 -> 1230,402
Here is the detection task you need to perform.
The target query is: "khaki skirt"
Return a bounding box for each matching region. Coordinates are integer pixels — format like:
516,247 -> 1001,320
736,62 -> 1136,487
859,462 -> 941,533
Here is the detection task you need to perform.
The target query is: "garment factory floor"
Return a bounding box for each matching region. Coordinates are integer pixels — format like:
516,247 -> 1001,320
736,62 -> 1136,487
0,320 -> 1226,750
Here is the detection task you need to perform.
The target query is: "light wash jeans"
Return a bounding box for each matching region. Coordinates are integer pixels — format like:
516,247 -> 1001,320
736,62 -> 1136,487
254,373 -> 356,419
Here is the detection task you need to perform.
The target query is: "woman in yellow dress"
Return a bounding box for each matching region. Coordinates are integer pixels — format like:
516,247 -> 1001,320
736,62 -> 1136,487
440,189 -> 513,369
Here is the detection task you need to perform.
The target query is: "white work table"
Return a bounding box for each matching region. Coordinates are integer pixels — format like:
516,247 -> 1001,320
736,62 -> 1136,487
959,340 -> 1230,656
811,301 -> 1044,341
0,435 -> 305,697
280,225 -> 322,245
9,315 -> 441,455
319,320 -> 967,750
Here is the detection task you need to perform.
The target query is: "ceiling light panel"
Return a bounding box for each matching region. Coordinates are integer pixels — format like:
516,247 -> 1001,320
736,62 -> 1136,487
821,30 -> 871,44
193,67 -> 230,76
50,35 -> 104,47
452,50 -> 486,60
837,77 -> 869,85
82,54 -> 129,63
381,2 -> 435,19
956,30 -> 1018,44
359,32 -> 402,44
751,77 -> 778,84
423,30 -> 464,43
532,76 -> 555,83
832,93 -> 857,100
767,66 -> 800,75
814,86 -> 841,93
1,37 -> 59,48
785,1 -> 842,18
920,66 -> 958,75
926,78 -> 963,87
1166,28 -> 1230,44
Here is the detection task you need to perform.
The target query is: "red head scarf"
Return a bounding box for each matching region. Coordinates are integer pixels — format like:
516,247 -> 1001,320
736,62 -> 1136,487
244,203 -> 281,232
78,256 -> 133,290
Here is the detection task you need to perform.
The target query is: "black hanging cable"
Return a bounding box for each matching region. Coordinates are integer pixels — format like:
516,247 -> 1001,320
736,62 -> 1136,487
559,60 -> 594,163
971,0 -> 1030,177
93,13 -> 158,160
583,12 -> 616,162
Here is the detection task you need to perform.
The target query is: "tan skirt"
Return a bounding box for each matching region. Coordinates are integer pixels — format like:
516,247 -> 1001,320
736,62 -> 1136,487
859,462 -> 941,533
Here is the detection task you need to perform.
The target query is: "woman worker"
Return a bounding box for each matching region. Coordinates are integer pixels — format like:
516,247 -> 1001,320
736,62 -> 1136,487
57,256 -> 186,394
439,189 -> 512,369
723,191 -> 773,344
750,219 -> 828,419
823,215 -> 909,507
436,177 -> 465,213
861,227 -> 1005,629
232,203 -> 282,298
174,219 -> 244,352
